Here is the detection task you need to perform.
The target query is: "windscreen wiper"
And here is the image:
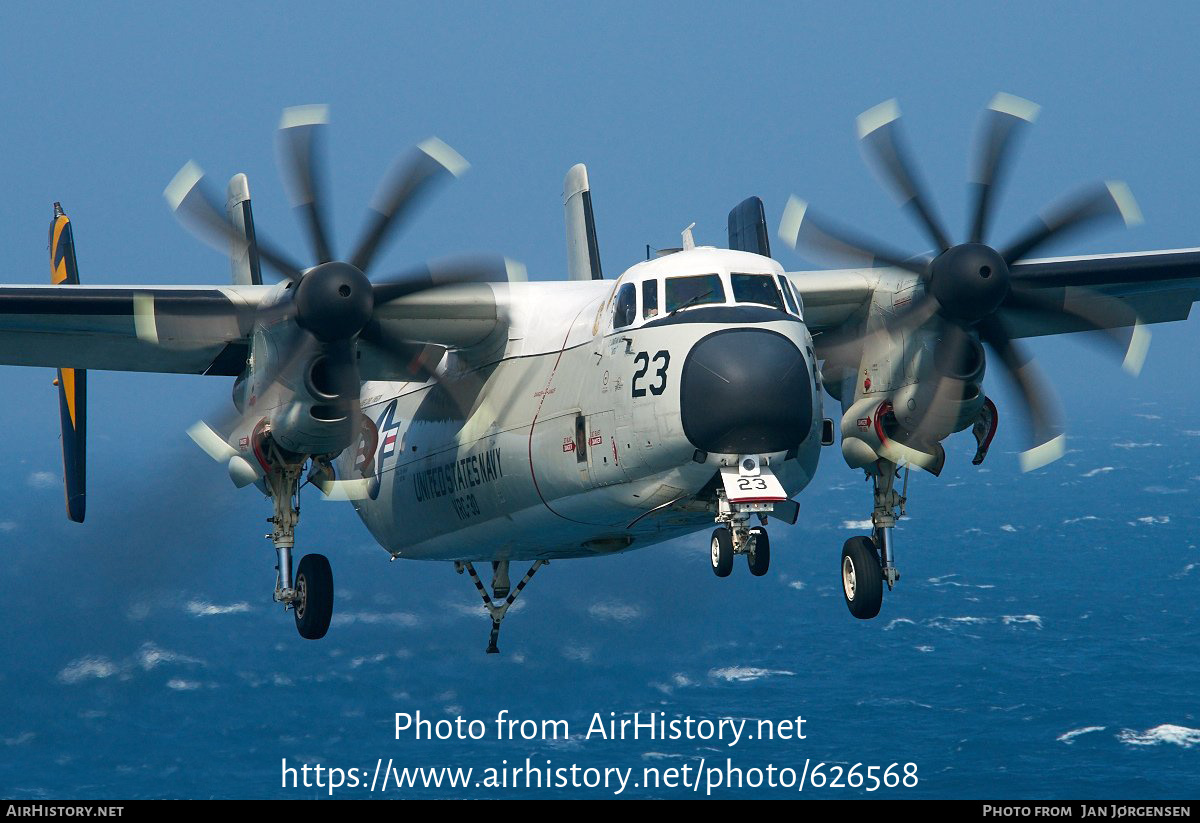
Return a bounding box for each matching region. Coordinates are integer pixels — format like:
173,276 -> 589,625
668,289 -> 714,317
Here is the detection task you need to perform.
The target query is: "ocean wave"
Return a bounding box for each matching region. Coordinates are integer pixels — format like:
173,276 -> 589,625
1143,486 -> 1186,495
1001,615 -> 1044,629
57,657 -> 119,685
137,642 -> 202,671
186,600 -> 251,617
709,666 -> 795,683
1117,724 -> 1200,748
26,471 -> 57,489
332,611 -> 421,627
1081,467 -> 1114,478
1057,726 -> 1106,744
842,519 -> 873,530
588,601 -> 643,623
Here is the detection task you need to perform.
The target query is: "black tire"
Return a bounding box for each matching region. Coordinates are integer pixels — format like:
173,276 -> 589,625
294,553 -> 334,640
841,536 -> 882,620
710,529 -> 733,578
747,527 -> 770,576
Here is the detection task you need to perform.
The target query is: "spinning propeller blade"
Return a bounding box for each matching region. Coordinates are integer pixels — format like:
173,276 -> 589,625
784,94 -> 1144,470
163,106 -> 521,487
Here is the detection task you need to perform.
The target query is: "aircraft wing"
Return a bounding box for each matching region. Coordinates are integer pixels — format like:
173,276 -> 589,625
0,281 -> 508,379
786,269 -> 875,333
0,284 -> 270,375
1002,248 -> 1200,338
789,247 -> 1200,338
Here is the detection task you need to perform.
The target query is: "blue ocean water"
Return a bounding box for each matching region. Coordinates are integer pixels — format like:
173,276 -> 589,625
0,402 -> 1196,799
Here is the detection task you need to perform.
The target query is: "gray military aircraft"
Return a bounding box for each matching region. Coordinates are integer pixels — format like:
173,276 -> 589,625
2,97 -> 1196,652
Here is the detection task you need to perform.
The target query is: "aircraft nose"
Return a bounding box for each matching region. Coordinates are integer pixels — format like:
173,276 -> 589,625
679,329 -> 813,455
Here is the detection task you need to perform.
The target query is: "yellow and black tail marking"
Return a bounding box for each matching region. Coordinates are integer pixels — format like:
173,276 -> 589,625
50,203 -> 86,523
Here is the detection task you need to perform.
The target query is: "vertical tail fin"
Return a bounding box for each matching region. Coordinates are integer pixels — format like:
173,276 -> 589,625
49,203 -> 86,523
563,163 -> 603,281
226,173 -> 263,286
727,196 -> 772,258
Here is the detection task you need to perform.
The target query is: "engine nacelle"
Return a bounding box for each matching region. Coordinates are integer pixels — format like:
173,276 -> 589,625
890,330 -> 987,443
839,396 -> 945,475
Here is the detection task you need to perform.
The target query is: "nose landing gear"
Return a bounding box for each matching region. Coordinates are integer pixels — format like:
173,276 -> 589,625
709,524 -> 771,578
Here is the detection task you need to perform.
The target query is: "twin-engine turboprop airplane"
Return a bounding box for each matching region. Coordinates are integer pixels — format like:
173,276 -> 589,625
2,97 -> 1197,652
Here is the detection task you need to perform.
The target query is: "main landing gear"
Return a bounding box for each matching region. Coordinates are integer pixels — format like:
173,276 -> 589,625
841,459 -> 906,620
457,558 -> 546,654
263,449 -> 334,640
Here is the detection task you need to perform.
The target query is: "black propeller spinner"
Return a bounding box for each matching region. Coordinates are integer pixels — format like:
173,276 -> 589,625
781,93 -> 1145,469
927,242 -> 1010,325
292,261 -> 374,343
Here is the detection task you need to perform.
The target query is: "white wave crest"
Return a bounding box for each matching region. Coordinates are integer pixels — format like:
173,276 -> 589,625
588,601 -> 643,622
186,600 -> 251,616
1118,724 -> 1200,748
1058,726 -> 1105,744
709,666 -> 795,683
57,657 -> 118,684
1002,614 -> 1044,629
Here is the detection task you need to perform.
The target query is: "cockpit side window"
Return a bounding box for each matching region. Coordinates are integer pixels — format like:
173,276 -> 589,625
642,278 -> 659,319
776,274 -> 800,314
789,280 -> 805,317
613,282 -> 637,329
664,274 -> 725,313
731,272 -> 784,309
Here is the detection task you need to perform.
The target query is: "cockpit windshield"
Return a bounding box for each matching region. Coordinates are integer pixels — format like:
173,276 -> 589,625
730,272 -> 784,309
665,274 -> 724,313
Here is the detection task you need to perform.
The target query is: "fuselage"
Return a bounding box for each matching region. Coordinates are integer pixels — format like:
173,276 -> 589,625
337,247 -> 825,561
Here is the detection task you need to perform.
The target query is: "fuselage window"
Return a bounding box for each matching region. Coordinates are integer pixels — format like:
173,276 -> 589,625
642,278 -> 660,319
777,274 -> 800,314
731,272 -> 784,309
613,282 -> 637,329
664,273 -> 724,313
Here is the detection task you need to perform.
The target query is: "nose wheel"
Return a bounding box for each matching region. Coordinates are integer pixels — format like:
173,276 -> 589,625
747,527 -> 770,576
710,529 -> 734,577
710,525 -> 771,577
